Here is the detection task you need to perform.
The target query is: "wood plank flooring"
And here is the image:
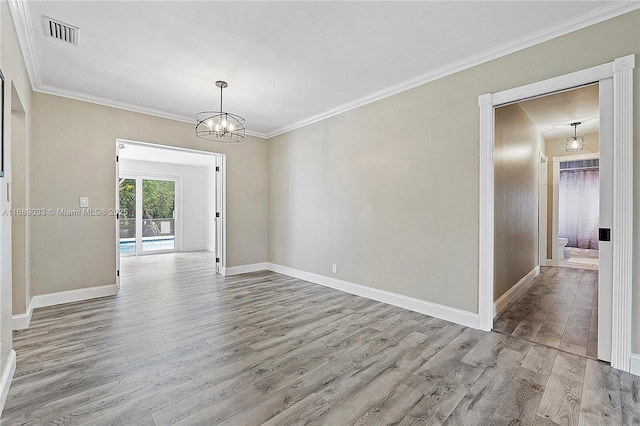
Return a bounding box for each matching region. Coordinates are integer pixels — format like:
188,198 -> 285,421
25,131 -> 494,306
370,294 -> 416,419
494,266 -> 598,358
2,252 -> 638,425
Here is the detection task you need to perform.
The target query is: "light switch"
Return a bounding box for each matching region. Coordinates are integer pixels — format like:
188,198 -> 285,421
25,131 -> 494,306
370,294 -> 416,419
79,197 -> 89,208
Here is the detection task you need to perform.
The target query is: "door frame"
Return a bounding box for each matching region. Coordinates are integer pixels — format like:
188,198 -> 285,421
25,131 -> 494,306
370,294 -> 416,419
478,54 -> 635,372
115,140 -> 226,273
539,151 -> 548,267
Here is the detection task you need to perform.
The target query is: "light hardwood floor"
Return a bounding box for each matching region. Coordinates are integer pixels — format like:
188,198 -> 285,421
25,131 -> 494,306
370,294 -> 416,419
2,252 -> 639,425
494,266 -> 598,358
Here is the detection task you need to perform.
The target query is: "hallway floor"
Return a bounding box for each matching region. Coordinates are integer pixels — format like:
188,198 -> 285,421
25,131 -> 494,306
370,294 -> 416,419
494,266 -> 597,358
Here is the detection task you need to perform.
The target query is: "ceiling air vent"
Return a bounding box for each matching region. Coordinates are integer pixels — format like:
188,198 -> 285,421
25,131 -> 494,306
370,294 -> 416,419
43,16 -> 79,46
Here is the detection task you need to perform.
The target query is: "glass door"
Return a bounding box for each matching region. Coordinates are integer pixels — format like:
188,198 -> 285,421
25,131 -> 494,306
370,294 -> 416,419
119,176 -> 178,255
141,178 -> 176,253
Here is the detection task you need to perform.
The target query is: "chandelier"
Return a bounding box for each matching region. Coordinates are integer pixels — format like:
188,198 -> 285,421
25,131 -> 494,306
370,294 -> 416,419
566,122 -> 583,152
195,81 -> 245,143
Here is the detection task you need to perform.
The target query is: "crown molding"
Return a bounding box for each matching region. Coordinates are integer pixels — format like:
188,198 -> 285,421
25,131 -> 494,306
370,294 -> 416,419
33,85 -> 268,139
9,0 -> 638,141
265,0 -> 640,138
8,0 -> 41,88
37,83 -> 194,122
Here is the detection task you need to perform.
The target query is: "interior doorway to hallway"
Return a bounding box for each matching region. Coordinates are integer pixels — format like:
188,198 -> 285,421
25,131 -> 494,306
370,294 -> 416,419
115,140 -> 225,280
516,83 -> 603,273
479,54 -> 635,372
492,83 -> 604,361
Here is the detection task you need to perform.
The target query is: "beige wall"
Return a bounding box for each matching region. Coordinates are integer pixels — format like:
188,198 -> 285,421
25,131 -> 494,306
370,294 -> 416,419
11,108 -> 26,315
269,85 -> 481,311
268,9 -> 640,352
494,104 -> 539,300
30,93 -> 268,296
545,133 -> 600,258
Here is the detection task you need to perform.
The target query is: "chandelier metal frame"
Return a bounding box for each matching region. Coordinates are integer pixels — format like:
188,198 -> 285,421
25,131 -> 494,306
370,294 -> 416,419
195,81 -> 246,143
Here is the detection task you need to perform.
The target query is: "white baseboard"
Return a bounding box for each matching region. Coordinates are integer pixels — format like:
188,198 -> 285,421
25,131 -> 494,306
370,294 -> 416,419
12,298 -> 35,330
493,266 -> 540,317
221,262 -> 268,276
267,263 -> 479,329
33,284 -> 118,310
631,353 -> 640,376
0,349 -> 16,417
547,258 -> 558,267
183,245 -> 207,252
12,285 -> 118,330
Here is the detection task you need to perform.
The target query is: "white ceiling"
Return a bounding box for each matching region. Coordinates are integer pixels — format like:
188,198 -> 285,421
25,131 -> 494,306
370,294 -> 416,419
12,1 -> 632,138
518,84 -> 600,140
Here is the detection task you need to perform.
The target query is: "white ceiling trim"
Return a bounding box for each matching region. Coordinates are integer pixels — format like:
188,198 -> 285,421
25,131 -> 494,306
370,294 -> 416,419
35,84 -> 269,139
8,0 -> 41,88
266,1 -> 640,138
9,0 -> 639,141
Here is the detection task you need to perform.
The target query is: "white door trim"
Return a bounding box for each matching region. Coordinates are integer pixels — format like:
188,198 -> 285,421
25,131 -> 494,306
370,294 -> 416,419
115,139 -> 227,271
115,144 -> 121,287
478,54 -> 635,372
217,155 -> 226,273
610,56 -> 635,372
538,152 -> 548,267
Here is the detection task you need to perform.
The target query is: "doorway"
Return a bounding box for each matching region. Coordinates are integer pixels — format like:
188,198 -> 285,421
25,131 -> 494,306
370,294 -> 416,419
478,54 -> 635,372
491,84 -> 604,360
115,140 -> 226,281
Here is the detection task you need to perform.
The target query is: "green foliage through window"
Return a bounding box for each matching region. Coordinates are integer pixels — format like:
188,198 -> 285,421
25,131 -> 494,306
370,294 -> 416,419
118,178 -> 175,220
119,179 -> 136,219
142,180 -> 175,219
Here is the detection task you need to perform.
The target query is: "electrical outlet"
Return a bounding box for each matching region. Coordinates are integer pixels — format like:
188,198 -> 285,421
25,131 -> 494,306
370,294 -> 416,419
332,264 -> 337,274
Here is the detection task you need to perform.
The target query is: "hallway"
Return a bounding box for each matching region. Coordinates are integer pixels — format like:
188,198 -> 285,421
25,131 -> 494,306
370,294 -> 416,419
494,266 -> 597,358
